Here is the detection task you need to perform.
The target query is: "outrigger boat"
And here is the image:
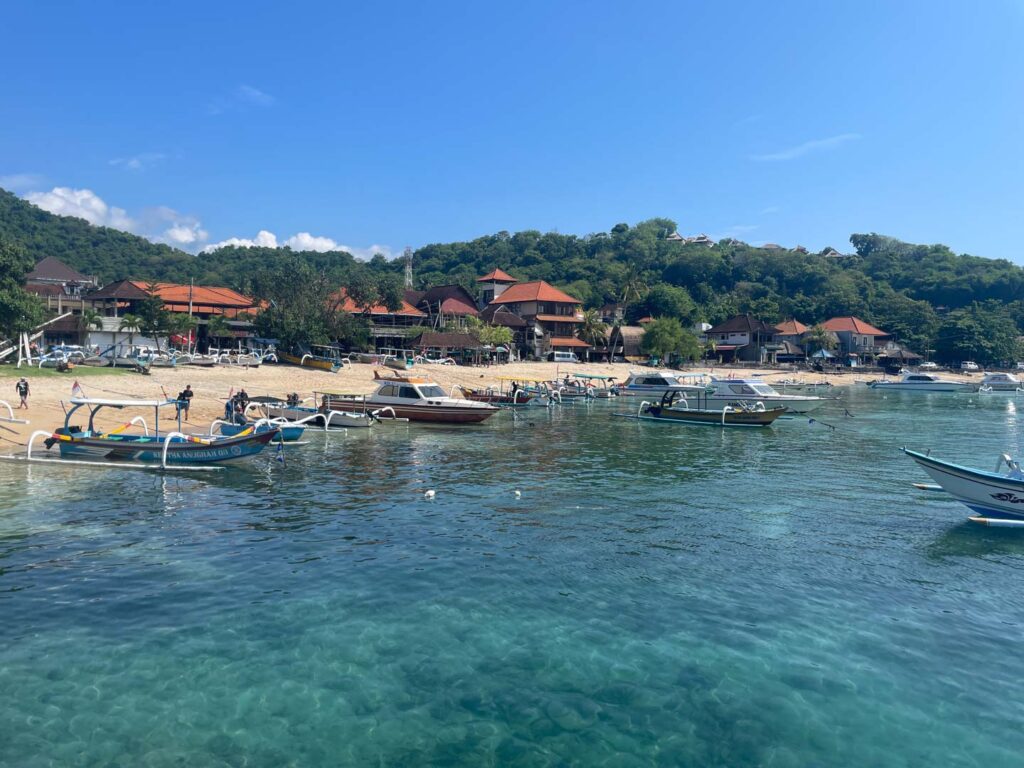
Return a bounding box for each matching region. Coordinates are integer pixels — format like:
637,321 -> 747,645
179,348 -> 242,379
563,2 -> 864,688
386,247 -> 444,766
278,351 -> 343,373
460,378 -> 534,406
615,388 -> 787,427
904,448 -> 1024,525
571,373 -> 618,398
706,377 -> 825,413
979,372 -> 1023,393
33,397 -> 279,466
251,394 -> 380,429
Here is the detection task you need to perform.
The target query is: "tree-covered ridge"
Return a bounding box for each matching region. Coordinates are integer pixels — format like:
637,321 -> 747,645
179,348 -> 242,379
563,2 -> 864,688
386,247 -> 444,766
6,185 -> 1024,362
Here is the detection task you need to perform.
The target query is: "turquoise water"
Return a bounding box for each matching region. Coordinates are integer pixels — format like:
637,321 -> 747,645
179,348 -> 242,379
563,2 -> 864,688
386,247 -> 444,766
2,388 -> 1024,766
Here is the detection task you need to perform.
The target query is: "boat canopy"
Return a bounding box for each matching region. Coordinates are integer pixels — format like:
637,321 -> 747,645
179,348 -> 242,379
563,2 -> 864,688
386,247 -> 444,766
573,373 -> 616,380
69,397 -> 178,408
496,376 -> 555,383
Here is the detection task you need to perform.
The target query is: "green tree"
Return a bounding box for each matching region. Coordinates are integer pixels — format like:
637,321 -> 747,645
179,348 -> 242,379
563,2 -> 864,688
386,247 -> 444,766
0,240 -> 43,340
205,314 -> 231,350
118,314 -> 141,347
803,324 -> 836,357
165,313 -> 197,350
577,309 -> 609,361
641,317 -> 700,362
643,284 -> 697,324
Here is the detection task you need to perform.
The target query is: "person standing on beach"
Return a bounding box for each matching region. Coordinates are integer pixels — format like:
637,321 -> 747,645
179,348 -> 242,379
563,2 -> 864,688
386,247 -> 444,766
15,378 -> 29,409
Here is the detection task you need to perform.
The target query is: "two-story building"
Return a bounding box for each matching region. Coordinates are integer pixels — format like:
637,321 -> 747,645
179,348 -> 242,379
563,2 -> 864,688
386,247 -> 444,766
819,317 -> 889,359
484,278 -> 588,358
705,314 -> 779,363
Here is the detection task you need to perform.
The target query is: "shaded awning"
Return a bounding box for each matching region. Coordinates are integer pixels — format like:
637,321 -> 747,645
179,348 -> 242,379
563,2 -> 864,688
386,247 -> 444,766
549,337 -> 590,348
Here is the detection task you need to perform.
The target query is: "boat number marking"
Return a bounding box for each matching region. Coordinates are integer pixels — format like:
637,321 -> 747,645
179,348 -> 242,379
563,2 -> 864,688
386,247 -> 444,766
990,492 -> 1024,504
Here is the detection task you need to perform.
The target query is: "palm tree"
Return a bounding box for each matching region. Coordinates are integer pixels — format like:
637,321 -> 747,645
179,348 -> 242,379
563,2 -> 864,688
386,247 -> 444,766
803,324 -> 837,360
79,308 -> 103,345
578,309 -> 609,362
609,265 -> 648,362
205,314 -> 230,352
166,313 -> 197,352
118,314 -> 141,350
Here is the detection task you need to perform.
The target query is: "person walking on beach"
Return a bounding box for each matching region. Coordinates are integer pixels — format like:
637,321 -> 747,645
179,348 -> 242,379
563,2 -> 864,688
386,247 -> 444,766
15,378 -> 29,409
177,384 -> 194,421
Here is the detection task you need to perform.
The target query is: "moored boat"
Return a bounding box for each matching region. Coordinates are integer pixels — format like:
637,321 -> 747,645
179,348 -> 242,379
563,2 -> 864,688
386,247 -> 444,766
705,377 -> 825,413
355,372 -> 499,423
979,372 -> 1022,392
623,389 -> 787,427
615,370 -> 709,398
869,373 -> 973,392
904,448 -> 1024,520
38,397 -> 278,465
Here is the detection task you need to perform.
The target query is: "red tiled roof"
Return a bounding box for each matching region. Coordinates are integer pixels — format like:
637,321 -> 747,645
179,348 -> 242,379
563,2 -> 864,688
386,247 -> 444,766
488,281 -> 581,305
774,319 -> 808,335
535,313 -> 583,323
439,297 -> 479,315
331,288 -> 426,317
129,281 -> 254,309
477,268 -> 518,283
820,316 -> 887,336
549,337 -> 590,348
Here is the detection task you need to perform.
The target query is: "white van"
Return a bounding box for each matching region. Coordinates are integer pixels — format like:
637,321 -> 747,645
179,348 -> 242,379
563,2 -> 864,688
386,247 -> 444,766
547,351 -> 579,363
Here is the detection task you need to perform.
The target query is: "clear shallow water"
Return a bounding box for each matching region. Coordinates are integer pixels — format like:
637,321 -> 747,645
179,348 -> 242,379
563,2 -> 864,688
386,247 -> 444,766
2,388 -> 1024,766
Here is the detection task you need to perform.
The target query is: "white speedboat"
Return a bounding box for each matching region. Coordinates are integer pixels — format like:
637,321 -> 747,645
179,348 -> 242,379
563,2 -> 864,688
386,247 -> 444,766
360,373 -> 498,423
706,377 -> 825,413
979,372 -> 1022,392
868,373 -> 973,393
616,370 -> 708,398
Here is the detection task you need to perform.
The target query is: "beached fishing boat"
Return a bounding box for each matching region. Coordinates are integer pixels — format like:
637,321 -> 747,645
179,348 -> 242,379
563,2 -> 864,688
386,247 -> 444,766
460,382 -> 533,406
903,448 -> 1024,522
384,355 -> 414,371
37,397 -> 279,465
619,389 -> 787,427
353,372 -> 499,423
278,351 -> 343,373
868,373 -> 973,392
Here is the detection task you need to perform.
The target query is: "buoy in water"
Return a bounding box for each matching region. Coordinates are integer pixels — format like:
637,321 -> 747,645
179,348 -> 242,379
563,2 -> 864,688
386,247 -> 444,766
424,489 -> 435,499
514,490 -> 521,498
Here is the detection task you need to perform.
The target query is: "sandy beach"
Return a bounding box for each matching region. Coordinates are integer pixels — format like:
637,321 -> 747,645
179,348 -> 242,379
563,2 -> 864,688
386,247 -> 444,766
0,361 -> 977,454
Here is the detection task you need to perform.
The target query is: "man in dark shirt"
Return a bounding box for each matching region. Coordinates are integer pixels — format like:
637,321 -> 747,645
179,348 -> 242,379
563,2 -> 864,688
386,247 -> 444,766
178,385 -> 194,421
15,378 -> 29,409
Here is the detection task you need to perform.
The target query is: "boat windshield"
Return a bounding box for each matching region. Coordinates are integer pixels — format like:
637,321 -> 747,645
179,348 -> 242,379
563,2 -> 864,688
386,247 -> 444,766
418,385 -> 446,398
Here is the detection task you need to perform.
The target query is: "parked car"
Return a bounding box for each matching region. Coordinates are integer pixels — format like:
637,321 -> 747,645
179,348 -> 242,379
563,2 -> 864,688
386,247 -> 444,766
961,361 -> 980,372
920,361 -> 939,370
1016,362 -> 1024,371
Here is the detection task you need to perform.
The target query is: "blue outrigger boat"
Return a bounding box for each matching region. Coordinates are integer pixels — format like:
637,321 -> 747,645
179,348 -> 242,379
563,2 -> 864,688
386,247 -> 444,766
40,397 -> 279,465
904,447 -> 1024,526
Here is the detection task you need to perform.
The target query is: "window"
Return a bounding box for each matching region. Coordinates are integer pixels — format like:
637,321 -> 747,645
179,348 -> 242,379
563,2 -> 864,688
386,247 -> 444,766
399,386 -> 420,399
419,385 -> 446,398
378,385 -> 396,397
729,384 -> 757,395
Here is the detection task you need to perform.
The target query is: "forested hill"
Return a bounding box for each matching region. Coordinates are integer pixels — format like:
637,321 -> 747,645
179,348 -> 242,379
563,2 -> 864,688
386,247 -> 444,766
5,187 -> 1024,359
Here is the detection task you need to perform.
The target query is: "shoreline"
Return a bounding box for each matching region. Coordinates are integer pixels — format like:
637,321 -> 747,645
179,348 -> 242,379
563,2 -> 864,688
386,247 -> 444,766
0,361 -> 978,454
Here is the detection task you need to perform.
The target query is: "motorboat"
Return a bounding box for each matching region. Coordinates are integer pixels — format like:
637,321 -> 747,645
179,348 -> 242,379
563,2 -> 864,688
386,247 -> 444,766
868,372 -> 973,393
37,397 -> 278,465
706,377 -> 825,413
904,448 -> 1024,523
615,370 -> 708,398
359,372 -> 499,423
618,389 -> 786,427
979,372 -> 1022,392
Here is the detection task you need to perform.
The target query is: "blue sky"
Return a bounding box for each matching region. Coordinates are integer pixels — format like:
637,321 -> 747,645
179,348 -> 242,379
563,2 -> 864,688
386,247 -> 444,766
2,1 -> 1022,261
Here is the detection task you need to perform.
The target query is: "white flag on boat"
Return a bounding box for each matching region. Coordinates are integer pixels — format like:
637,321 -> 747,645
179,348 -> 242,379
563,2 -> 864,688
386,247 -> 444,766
71,380 -> 84,398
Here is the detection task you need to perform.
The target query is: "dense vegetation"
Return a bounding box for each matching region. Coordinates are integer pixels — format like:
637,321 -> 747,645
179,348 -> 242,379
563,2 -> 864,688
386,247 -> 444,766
4,186 -> 1024,363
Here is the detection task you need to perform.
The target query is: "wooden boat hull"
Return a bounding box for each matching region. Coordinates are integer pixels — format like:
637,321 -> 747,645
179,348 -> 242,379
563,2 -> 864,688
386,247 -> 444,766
904,448 -> 1024,519
50,428 -> 278,463
463,390 -> 533,406
279,352 -> 341,372
644,404 -> 785,427
384,358 -> 414,371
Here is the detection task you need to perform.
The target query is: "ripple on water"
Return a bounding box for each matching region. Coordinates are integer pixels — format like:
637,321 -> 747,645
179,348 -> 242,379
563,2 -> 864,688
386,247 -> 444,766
1,391 -> 1023,766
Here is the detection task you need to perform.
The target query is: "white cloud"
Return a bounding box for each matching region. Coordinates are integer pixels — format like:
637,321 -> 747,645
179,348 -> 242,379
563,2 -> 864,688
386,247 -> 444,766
284,232 -> 340,252
209,84 -> 276,114
0,173 -> 46,191
202,230 -> 279,251
27,186 -> 134,229
109,153 -> 166,171
751,133 -> 861,162
237,84 -> 275,106
23,186 -> 208,251
203,229 -> 394,259
759,206 -> 781,215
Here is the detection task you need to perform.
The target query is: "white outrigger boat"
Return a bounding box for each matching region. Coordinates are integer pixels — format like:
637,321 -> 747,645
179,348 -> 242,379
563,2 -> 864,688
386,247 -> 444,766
868,372 -> 973,393
250,394 -> 383,429
904,448 -> 1024,526
979,372 -> 1023,393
